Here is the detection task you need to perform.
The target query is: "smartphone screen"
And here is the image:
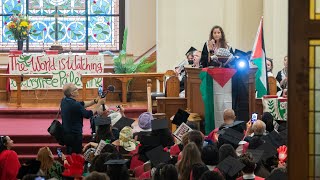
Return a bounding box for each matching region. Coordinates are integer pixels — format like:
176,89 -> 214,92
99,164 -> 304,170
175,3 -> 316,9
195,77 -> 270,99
251,113 -> 258,123
57,148 -> 62,158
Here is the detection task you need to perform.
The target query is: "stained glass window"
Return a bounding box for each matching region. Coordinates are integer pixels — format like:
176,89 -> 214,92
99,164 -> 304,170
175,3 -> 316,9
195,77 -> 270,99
0,0 -> 122,52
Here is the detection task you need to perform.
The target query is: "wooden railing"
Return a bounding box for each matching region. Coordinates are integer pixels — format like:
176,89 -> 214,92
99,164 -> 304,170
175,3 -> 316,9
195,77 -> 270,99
0,74 -> 53,107
81,73 -> 165,103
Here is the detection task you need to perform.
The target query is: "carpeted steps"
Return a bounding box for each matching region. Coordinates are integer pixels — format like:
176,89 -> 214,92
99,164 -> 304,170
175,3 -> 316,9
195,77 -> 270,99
10,134 -> 92,163
0,107 -> 148,163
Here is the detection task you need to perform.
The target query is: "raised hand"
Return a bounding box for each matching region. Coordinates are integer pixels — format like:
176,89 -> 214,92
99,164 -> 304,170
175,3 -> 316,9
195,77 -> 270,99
277,145 -> 287,163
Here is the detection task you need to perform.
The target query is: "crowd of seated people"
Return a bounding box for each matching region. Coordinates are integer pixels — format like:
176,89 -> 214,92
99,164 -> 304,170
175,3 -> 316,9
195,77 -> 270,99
0,106 -> 288,180
0,24 -> 289,180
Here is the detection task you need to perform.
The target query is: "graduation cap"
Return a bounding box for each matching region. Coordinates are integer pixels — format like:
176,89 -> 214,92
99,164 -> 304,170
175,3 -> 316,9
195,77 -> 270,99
172,109 -> 190,126
275,120 -> 287,132
246,149 -> 264,163
93,116 -> 111,126
140,134 -> 161,147
104,159 -> 128,165
17,160 -> 41,179
279,129 -> 287,145
265,169 -> 288,180
219,121 -> 246,134
218,127 -> 244,147
261,130 -> 285,148
113,117 -> 135,131
185,47 -> 197,56
216,156 -> 245,177
151,119 -> 168,131
256,142 -> 278,162
145,145 -> 171,166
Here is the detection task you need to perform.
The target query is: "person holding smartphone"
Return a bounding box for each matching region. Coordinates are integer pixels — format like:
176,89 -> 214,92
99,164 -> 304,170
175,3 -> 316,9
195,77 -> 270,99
36,147 -> 64,179
61,82 -> 105,154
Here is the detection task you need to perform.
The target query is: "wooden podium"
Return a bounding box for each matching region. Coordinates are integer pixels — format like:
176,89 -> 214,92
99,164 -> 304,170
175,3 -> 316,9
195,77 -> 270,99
184,68 -> 205,118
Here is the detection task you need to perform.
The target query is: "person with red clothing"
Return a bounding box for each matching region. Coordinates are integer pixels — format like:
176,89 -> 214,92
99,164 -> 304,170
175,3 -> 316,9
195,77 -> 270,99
237,153 -> 264,180
0,135 -> 21,180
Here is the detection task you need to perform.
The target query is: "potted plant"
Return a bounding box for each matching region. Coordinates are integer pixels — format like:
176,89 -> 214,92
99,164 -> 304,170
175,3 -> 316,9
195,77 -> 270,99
105,28 -> 156,101
6,14 -> 35,50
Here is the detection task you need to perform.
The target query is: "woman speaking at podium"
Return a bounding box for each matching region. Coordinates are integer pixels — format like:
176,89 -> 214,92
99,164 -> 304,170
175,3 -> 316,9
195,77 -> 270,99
200,26 -> 233,68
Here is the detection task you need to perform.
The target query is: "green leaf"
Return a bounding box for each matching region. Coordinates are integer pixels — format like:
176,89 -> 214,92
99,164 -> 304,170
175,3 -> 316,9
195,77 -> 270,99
122,28 -> 128,51
102,31 -> 109,35
12,10 -> 20,14
93,10 -> 104,14
49,31 -> 55,36
96,24 -> 103,29
32,32 -> 42,36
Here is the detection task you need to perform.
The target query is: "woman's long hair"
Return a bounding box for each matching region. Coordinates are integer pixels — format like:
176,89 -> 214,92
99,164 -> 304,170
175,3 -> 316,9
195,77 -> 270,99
96,124 -> 114,143
0,136 -> 8,153
209,25 -> 227,48
177,142 -> 204,180
36,147 -> 54,174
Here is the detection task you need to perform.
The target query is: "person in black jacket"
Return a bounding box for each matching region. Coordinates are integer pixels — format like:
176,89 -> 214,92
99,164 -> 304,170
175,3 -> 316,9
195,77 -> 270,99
61,82 -> 105,154
200,25 -> 232,68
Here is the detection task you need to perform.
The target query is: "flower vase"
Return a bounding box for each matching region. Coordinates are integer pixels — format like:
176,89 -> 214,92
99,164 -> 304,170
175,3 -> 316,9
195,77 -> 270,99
17,40 -> 24,50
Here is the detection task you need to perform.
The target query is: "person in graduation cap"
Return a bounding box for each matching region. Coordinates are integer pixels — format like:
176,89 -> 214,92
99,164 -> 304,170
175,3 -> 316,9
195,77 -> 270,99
192,50 -> 202,68
0,135 -> 20,180
175,47 -> 197,93
104,159 -> 130,180
200,25 -> 232,68
175,46 -> 197,76
237,153 -> 265,180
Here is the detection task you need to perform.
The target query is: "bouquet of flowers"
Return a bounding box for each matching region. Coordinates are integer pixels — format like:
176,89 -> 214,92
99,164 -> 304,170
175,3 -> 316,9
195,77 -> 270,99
6,14 -> 33,41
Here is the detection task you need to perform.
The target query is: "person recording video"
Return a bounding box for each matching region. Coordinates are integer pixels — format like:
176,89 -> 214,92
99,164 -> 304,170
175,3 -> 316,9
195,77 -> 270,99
61,82 -> 105,154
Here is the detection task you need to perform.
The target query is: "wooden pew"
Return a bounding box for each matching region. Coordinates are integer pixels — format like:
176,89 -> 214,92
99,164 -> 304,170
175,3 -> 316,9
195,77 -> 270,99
81,73 -> 165,103
0,74 -> 53,107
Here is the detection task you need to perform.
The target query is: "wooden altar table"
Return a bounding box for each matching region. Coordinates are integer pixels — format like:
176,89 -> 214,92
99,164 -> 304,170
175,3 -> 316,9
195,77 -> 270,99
81,73 -> 165,103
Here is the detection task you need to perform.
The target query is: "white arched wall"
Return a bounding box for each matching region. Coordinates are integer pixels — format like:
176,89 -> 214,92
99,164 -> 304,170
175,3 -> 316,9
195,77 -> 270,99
156,0 -> 288,74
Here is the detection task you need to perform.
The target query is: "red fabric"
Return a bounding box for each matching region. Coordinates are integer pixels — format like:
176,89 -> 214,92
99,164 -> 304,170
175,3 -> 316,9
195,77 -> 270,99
277,145 -> 287,163
203,68 -> 237,87
170,144 -> 181,156
130,154 -> 144,170
251,19 -> 263,59
86,50 -> 99,55
134,164 -> 145,177
0,150 -> 21,180
129,146 -> 144,170
242,142 -> 249,154
263,95 -> 278,98
206,128 -> 219,143
9,50 -> 22,55
45,50 -> 59,55
62,154 -> 85,178
138,170 -> 151,180
236,176 -> 265,180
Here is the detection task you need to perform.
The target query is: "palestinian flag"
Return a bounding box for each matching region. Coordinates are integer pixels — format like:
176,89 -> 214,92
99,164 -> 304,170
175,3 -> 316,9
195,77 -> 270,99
250,17 -> 268,98
200,68 -> 236,134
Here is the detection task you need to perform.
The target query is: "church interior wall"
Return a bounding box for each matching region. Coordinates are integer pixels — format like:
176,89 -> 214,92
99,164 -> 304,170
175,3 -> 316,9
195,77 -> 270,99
156,0 -> 288,75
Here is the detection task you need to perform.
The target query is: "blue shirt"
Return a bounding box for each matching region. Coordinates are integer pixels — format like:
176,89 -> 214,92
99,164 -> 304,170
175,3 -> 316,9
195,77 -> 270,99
61,97 -> 93,134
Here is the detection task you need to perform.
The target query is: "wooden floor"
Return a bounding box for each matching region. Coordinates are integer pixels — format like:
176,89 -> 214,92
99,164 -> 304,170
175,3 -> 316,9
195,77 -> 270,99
0,100 -> 148,109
